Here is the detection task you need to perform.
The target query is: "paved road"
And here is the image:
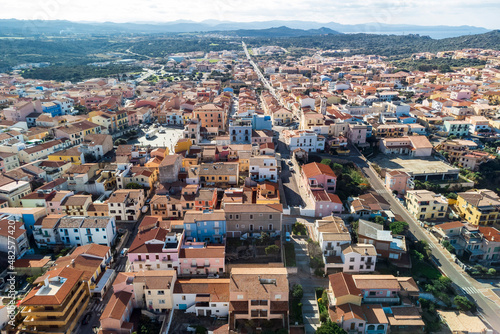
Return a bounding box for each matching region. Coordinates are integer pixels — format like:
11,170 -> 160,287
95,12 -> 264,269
342,149 -> 500,332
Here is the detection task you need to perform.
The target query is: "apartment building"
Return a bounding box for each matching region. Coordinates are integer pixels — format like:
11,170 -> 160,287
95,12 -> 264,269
229,268 -> 289,330
193,103 -> 227,131
384,170 -> 413,195
61,194 -> 92,216
0,218 -> 29,258
282,130 -> 325,152
405,190 -> 448,220
456,189 -> 500,226
57,216 -> 116,247
249,156 -> 278,182
183,210 -> 226,244
18,266 -> 91,334
107,189 -> 145,221
224,203 -> 282,237
53,120 -> 102,146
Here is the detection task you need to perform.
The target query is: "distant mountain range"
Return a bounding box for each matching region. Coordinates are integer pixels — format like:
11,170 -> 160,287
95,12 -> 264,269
0,19 -> 490,39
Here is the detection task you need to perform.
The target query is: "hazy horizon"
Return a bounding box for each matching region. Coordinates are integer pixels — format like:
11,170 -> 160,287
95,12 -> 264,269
1,0 -> 499,30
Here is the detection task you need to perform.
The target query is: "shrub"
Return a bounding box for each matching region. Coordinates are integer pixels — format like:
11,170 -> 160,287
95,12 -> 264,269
292,222 -> 307,236
292,284 -> 304,299
314,268 -> 325,277
488,268 -> 496,275
454,295 -> 475,311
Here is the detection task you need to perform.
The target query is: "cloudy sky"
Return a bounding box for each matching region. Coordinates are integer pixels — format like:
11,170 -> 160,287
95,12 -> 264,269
1,0 -> 499,29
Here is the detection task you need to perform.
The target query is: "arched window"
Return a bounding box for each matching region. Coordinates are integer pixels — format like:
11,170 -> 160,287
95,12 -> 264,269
367,325 -> 375,330
377,325 -> 384,330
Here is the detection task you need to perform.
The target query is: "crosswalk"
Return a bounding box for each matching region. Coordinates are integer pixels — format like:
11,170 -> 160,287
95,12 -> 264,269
460,286 -> 481,295
90,303 -> 106,312
428,242 -> 436,249
375,189 -> 388,194
115,264 -> 126,272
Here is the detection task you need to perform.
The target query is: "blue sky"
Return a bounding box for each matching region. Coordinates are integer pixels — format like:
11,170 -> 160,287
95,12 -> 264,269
1,0 -> 498,29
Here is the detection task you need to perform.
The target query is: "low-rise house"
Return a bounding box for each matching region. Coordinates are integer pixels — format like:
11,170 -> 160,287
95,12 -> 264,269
107,189 -> 145,222
349,192 -> 390,220
78,133 -> 113,160
385,170 -> 414,195
100,290 -> 135,333
301,162 -> 337,193
173,278 -> 230,316
379,135 -> 432,157
179,244 -> 225,276
0,175 -> 31,207
199,162 -> 240,188
183,210 -> 226,244
57,215 -> 116,247
128,228 -> 181,273
406,190 -> 448,220
224,203 -> 282,238
282,129 -> 325,152
437,310 -> 489,334
310,189 -> 343,217
249,156 -> 278,182
456,189 -> 500,226
61,194 -> 92,216
158,154 -> 183,184
48,146 -> 85,165
357,219 -> 408,266
228,267 -> 289,331
341,244 -> 377,273
133,270 -> 177,313
18,139 -> 67,163
0,152 -> 20,172
53,120 -> 102,145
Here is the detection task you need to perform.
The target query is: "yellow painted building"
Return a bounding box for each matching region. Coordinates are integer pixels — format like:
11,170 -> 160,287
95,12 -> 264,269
174,138 -> 192,153
18,266 -> 91,334
456,189 -> 500,225
405,190 -> 448,220
48,147 -> 84,165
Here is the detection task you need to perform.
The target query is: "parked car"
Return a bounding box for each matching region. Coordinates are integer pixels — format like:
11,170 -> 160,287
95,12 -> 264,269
120,248 -> 129,257
285,232 -> 291,242
81,312 -> 92,325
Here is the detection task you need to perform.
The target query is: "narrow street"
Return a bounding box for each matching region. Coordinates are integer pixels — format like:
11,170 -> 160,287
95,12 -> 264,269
288,236 -> 328,334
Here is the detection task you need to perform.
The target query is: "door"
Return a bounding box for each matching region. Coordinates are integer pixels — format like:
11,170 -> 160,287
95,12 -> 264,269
350,323 -> 355,330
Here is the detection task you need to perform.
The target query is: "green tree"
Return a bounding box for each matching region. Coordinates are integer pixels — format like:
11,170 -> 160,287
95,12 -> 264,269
125,182 -> 143,189
316,321 -> 347,334
454,295 -> 475,312
373,216 -> 385,225
292,284 -> 304,299
114,138 -> 127,146
320,159 -> 332,167
265,245 -> 280,258
488,268 -> 497,275
389,221 -> 408,235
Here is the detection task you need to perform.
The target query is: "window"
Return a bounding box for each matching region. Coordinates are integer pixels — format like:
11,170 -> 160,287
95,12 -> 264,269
350,257 -> 355,262
349,266 -> 354,270
158,290 -> 165,295
275,294 -> 281,300
159,300 -> 165,304
182,296 -> 186,300
237,295 -> 243,300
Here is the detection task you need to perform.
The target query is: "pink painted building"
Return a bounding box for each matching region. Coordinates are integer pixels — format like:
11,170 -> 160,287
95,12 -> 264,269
385,170 -> 413,195
127,228 -> 182,273
3,101 -> 35,122
179,244 -> 225,276
46,190 -> 74,214
347,123 -> 367,145
311,189 -> 343,217
301,162 -> 337,193
127,110 -> 139,126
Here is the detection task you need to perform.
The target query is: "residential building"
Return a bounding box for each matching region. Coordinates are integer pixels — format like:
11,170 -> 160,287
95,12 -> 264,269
61,194 -> 92,216
443,120 -> 470,137
379,135 -> 433,157
301,162 -> 337,193
229,268 -> 289,330
128,227 -> 181,273
183,210 -> 226,244
0,152 -> 20,172
53,120 -> 102,145
18,266 -> 91,334
57,216 -> 116,247
405,190 -> 448,220
179,244 -> 225,276
357,219 -> 408,265
282,130 -> 325,153
349,192 -> 390,220
249,156 -> 278,182
199,162 -> 240,188
78,133 -> 113,160
384,170 -> 413,195
193,103 -> 227,131
224,203 -> 282,237
107,189 -> 145,221
18,139 -> 67,163
456,189 -> 500,225
48,147 -> 85,165
0,175 -> 32,207
173,278 -> 230,316
133,270 -> 177,313
0,218 -> 29,258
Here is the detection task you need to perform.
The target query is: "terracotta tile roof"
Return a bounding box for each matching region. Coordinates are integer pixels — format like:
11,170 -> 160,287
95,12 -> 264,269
21,266 -> 84,306
328,273 -> 361,298
173,278 -> 230,302
134,270 -> 175,289
352,275 -> 400,290
129,228 -> 168,253
229,268 -> 288,299
302,162 -> 336,179
179,245 -> 225,259
436,221 -> 464,231
100,290 -> 133,320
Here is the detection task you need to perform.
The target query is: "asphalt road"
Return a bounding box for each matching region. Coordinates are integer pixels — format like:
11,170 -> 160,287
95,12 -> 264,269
343,149 -> 500,332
